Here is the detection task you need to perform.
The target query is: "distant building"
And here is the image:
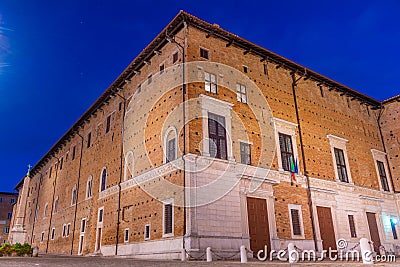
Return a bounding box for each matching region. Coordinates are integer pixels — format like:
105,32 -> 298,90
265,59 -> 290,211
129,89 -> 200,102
0,192 -> 18,244
8,11 -> 400,259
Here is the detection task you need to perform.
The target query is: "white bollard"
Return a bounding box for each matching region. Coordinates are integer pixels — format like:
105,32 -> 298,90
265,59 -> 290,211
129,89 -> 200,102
181,248 -> 186,261
288,242 -> 298,263
360,238 -> 374,264
206,247 -> 212,262
240,245 -> 247,263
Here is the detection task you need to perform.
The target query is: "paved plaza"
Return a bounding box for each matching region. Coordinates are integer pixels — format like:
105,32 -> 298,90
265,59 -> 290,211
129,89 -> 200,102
0,255 -> 398,267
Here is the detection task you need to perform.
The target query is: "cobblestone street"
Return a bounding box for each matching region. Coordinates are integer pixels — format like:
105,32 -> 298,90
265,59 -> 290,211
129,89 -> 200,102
0,255 -> 398,267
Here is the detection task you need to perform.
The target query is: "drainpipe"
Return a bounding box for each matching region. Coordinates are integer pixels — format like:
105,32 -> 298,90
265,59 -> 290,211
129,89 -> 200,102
70,132 -> 84,255
291,72 -> 318,252
166,19 -> 188,251
377,105 -> 397,193
115,91 -> 126,256
46,156 -> 60,253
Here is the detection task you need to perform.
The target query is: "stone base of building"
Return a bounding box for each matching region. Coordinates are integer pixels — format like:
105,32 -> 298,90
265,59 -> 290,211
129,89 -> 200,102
9,225 -> 27,245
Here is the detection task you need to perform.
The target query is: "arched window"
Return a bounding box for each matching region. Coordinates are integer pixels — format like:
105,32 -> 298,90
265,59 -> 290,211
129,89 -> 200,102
124,151 -> 134,181
100,168 -> 107,192
53,196 -> 58,214
43,202 -> 48,218
86,176 -> 93,199
164,126 -> 177,163
71,185 -> 77,205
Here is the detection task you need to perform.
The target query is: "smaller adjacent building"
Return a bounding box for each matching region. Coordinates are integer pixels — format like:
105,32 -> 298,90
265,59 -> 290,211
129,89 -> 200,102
0,192 -> 18,244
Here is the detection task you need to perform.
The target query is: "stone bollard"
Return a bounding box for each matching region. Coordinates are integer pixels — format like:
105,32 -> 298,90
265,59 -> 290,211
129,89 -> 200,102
206,247 -> 212,262
32,246 -> 39,257
288,242 -> 298,263
360,238 -> 373,264
240,245 -> 247,263
181,248 -> 186,261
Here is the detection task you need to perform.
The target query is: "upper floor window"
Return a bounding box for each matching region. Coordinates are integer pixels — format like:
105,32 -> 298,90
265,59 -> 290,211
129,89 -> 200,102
159,63 -> 165,75
208,113 -> 227,160
164,127 -> 177,163
106,115 -> 111,134
334,148 -> 348,183
86,176 -> 93,199
167,138 -> 176,162
172,52 -> 178,64
44,203 -> 48,217
71,185 -> 77,205
81,218 -> 86,233
98,208 -> 104,223
348,214 -> 357,238
59,157 -> 63,170
205,72 -> 217,94
148,74 -> 152,85
163,201 -> 173,236
53,197 -> 58,214
124,151 -> 134,181
145,224 -> 151,240
200,47 -> 209,59
377,161 -> 390,192
87,132 -> 91,148
9,198 -> 16,204
100,169 -> 107,192
279,133 -> 294,172
71,146 -> 76,160
7,212 -> 12,220
240,142 -> 251,165
288,204 -> 304,238
236,83 -> 247,103
124,228 -> 129,243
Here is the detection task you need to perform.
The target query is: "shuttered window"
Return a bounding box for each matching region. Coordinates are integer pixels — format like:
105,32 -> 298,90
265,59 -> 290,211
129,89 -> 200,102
348,215 -> 357,238
279,133 -> 294,171
164,203 -> 173,235
208,113 -> 227,160
377,161 -> 390,191
240,142 -> 251,165
334,148 -> 348,182
167,138 -> 176,162
290,209 -> 302,236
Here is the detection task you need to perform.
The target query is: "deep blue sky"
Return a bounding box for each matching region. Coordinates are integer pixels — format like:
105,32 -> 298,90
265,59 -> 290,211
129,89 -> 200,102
0,0 -> 399,192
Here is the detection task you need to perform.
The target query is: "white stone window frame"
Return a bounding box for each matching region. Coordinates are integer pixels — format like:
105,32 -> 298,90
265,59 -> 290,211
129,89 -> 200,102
144,224 -> 151,240
163,126 -> 178,164
99,167 -> 107,193
62,224 -> 66,238
86,176 -> 93,199
53,196 -> 59,214
124,228 -> 130,243
67,223 -> 71,237
51,227 -> 55,240
272,118 -> 300,173
371,149 -> 392,192
97,207 -> 104,225
40,231 -> 45,243
327,134 -> 353,184
71,184 -> 77,206
81,218 -> 87,234
288,204 -> 305,239
124,151 -> 134,181
43,202 -> 48,218
162,198 -> 174,238
200,94 -> 235,162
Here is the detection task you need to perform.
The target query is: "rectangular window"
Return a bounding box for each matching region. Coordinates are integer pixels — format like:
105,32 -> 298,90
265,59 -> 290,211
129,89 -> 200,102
62,224 -> 66,237
290,209 -> 302,236
106,115 -> 111,134
0,197 -> 3,203
72,146 -> 76,160
87,132 -> 91,148
145,224 -> 150,240
263,63 -> 268,75
3,227 -> 9,234
148,74 -> 152,85
40,232 -> 45,243
279,133 -> 294,172
137,84 -> 141,93
172,52 -> 178,63
49,167 -> 52,179
67,223 -> 70,237
7,212 -> 12,220
124,228 -> 129,243
205,72 -> 217,94
164,203 -> 173,235
240,142 -> 251,165
334,148 -> 349,183
243,65 -> 248,73
51,228 -> 55,240
208,113 -> 227,160
86,179 -> 92,199
236,83 -> 247,103
377,161 -> 390,191
98,208 -> 103,223
59,157 -> 63,170
81,219 -> 86,233
348,215 -> 357,238
9,198 -> 16,204
159,63 -> 165,74
391,218 -> 398,240
167,138 -> 176,162
200,48 -> 209,59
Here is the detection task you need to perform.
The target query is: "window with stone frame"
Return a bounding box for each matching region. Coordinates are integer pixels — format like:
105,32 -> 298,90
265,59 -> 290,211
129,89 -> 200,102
334,148 -> 349,183
236,83 -> 247,103
348,214 -> 357,238
167,138 -> 176,162
205,72 -> 217,94
208,113 -> 227,160
279,133 -> 294,171
163,203 -> 173,235
240,142 -> 251,165
100,169 -> 107,192
377,161 -> 390,192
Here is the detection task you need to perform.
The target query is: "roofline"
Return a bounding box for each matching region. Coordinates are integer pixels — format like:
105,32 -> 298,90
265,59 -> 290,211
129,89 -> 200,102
383,94 -> 400,104
17,10 -> 390,187
0,192 -> 18,195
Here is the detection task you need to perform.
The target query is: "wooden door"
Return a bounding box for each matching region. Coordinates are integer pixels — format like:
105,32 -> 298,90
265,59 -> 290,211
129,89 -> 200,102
367,212 -> 381,253
247,197 -> 270,256
317,206 -> 337,251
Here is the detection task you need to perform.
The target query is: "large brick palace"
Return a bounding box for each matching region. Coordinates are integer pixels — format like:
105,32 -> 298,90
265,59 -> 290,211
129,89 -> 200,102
9,11 -> 400,259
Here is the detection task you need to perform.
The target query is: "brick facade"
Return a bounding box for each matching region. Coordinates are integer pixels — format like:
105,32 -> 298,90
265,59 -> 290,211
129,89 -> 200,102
9,11 -> 400,259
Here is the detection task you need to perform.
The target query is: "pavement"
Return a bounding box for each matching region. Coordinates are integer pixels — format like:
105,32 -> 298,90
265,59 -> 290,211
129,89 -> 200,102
0,255 -> 398,267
